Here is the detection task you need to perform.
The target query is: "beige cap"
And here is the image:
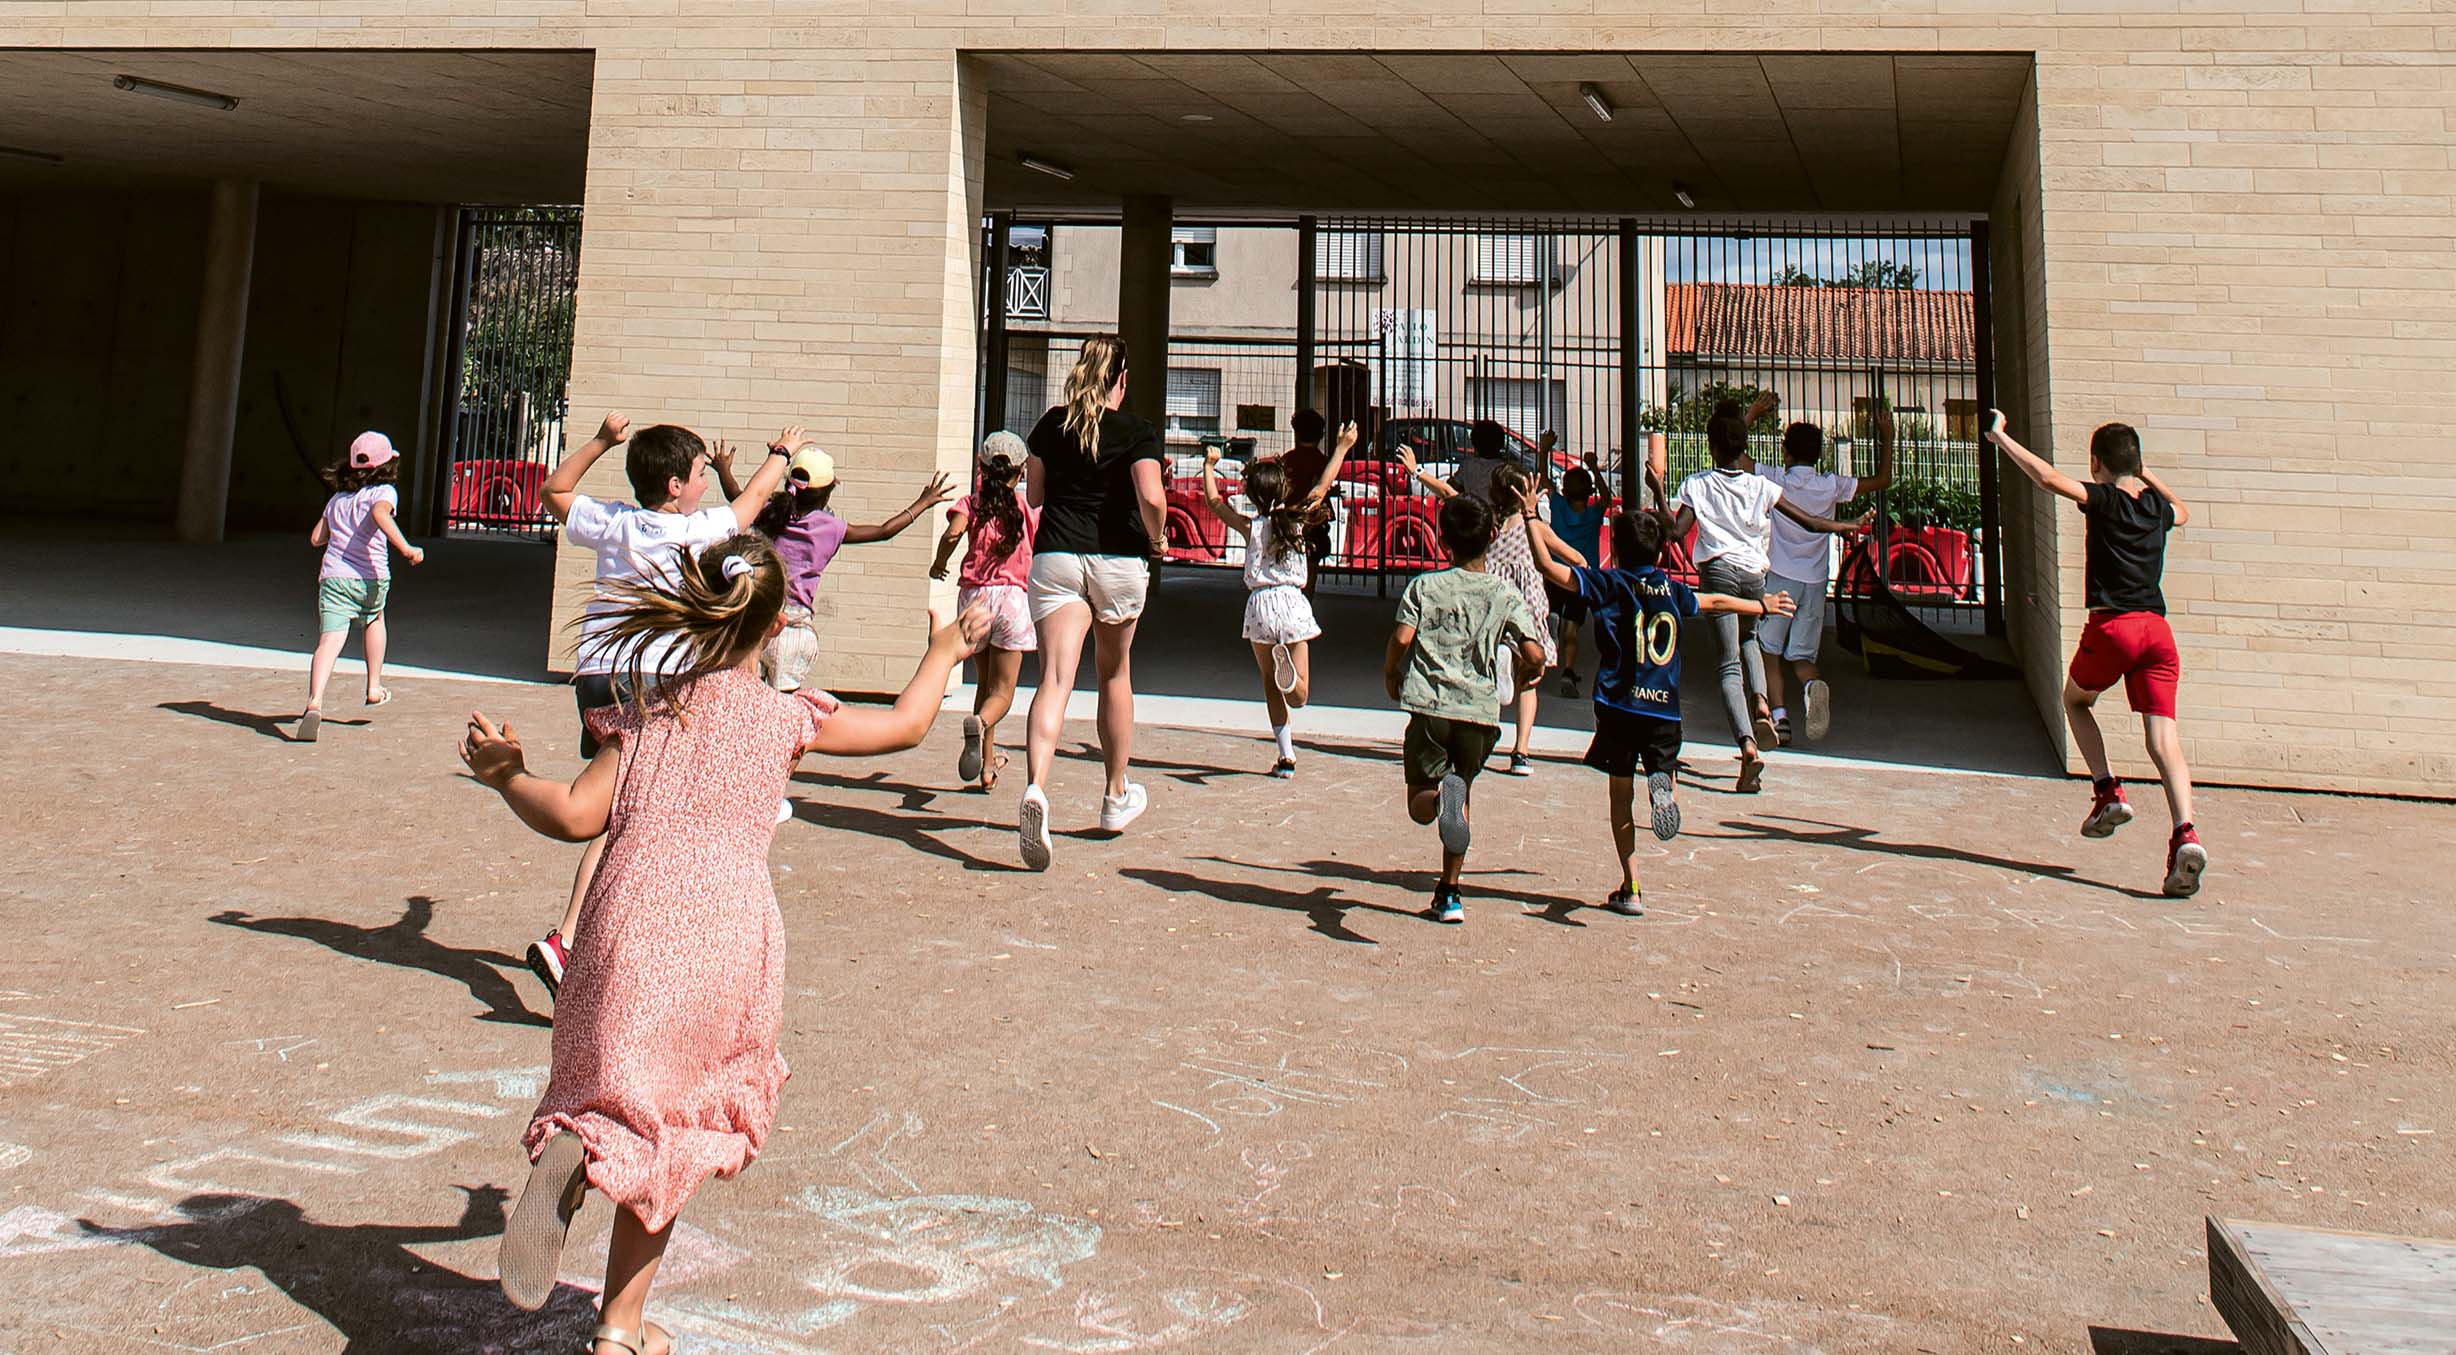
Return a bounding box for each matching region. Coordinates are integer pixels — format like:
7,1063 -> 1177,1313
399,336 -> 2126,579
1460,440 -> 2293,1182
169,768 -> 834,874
787,445 -> 835,490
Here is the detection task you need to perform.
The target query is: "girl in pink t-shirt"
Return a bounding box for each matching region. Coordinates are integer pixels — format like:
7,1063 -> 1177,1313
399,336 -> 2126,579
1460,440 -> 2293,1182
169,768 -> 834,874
931,432 -> 1040,790
299,431 -> 424,742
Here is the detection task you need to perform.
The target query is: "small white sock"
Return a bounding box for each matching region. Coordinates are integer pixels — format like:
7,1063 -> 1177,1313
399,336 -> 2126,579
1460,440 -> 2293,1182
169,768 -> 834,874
1769,706 -> 1788,722
1273,724 -> 1294,759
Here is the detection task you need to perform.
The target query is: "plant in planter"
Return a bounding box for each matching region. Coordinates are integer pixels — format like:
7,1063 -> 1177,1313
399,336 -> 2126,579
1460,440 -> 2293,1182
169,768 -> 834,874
1839,475 -> 1983,599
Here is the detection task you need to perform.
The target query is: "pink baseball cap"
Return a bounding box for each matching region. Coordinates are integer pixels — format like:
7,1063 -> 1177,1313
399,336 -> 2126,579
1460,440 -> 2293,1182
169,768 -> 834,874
349,431 -> 398,469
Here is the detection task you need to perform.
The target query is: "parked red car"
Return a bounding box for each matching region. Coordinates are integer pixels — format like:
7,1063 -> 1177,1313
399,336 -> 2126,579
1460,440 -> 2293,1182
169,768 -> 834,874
445,458 -> 549,529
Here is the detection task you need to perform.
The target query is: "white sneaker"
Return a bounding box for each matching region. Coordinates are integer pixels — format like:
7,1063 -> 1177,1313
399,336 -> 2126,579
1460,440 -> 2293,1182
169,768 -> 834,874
1802,679 -> 1832,741
1099,782 -> 1149,833
775,797 -> 794,825
1019,785 -> 1052,871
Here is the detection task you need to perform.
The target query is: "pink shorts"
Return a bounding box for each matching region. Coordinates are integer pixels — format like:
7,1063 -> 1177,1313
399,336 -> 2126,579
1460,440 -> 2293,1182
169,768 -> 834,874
2069,611 -> 2180,718
959,583 -> 1036,653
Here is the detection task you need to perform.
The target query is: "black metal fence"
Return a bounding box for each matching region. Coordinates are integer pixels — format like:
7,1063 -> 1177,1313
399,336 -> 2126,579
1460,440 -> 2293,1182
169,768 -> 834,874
440,206 -> 583,538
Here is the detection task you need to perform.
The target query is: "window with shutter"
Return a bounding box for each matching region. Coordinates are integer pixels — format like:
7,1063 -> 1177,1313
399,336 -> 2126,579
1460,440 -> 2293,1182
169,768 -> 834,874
1165,368 -> 1222,437
1171,226 -> 1218,276
1473,233 -> 1543,285
1315,230 -> 1384,282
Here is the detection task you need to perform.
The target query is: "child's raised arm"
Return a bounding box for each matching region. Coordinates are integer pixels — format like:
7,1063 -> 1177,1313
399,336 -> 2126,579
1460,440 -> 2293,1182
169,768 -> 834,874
1200,447 -> 1249,531
1696,589 -> 1795,618
1301,422 -> 1360,508
1396,444 -> 1457,500
459,712 -> 615,842
2138,465 -> 2192,527
369,497 -> 427,567
728,426 -> 800,529
1774,499 -> 1872,537
846,470 -> 957,544
801,606 -> 989,758
928,503 -> 971,581
544,412 -> 631,522
1984,409 -> 2087,505
1519,483 -> 1583,588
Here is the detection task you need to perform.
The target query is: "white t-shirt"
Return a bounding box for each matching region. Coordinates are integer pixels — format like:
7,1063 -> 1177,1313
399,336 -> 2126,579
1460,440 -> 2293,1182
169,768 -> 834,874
319,485 -> 399,581
1240,516 -> 1308,590
1757,463 -> 1859,583
564,494 -> 740,676
1674,467 -> 1785,575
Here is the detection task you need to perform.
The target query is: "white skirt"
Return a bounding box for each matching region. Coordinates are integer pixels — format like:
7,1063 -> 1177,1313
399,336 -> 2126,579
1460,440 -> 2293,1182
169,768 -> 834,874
1242,584 -> 1321,645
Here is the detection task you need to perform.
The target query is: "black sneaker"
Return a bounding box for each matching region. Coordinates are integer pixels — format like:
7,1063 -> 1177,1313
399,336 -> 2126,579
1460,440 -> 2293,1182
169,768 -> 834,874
1431,886 -> 1464,925
1606,887 -> 1644,916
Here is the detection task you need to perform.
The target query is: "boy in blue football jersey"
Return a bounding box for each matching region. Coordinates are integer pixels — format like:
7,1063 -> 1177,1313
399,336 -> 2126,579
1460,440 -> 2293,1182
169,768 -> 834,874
1526,496 -> 1793,915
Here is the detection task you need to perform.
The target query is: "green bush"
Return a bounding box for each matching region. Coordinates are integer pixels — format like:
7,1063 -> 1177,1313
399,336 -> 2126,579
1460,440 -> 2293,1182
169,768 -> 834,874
1841,475 -> 1981,533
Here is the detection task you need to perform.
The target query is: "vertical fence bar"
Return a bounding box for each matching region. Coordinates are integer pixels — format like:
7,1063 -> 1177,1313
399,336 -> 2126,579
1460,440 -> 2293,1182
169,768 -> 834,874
984,211 -> 1012,455
1971,218 -> 2003,638
1295,214 -> 1317,415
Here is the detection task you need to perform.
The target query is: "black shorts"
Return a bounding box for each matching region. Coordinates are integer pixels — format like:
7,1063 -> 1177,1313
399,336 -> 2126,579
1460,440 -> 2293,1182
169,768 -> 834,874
1545,582 -> 1589,626
1403,713 -> 1502,789
572,673 -> 630,759
1584,705 -> 1681,779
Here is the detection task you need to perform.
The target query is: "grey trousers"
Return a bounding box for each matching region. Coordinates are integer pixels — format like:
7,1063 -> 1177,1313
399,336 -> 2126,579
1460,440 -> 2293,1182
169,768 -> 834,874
1698,555 -> 1767,746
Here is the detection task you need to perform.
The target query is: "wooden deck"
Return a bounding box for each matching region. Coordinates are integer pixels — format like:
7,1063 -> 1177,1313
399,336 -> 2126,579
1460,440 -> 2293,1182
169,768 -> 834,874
2209,1217 -> 2456,1355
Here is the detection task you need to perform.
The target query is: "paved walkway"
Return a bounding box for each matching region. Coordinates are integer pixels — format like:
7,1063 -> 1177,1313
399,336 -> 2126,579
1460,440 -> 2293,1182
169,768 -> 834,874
1,650 -> 2448,1353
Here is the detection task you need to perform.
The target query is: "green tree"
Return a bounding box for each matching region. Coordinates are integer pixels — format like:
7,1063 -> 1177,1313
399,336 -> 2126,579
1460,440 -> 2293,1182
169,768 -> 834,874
457,208 -> 583,459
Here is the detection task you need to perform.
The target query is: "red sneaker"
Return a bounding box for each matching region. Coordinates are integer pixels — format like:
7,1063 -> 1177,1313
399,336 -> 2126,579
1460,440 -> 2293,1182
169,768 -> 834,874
524,931 -> 568,998
2163,825 -> 2209,898
2081,780 -> 2134,838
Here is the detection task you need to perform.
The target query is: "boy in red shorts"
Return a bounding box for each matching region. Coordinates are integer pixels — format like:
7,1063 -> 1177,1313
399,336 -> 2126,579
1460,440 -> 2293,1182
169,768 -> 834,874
1986,411 -> 2208,897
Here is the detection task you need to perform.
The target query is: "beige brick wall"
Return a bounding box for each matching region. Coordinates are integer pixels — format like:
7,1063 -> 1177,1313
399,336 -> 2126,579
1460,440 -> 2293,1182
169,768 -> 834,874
7,1 -> 2450,795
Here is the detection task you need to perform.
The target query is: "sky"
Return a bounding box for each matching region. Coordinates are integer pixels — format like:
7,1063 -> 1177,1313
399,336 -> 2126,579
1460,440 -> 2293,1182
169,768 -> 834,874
1665,233 -> 1972,291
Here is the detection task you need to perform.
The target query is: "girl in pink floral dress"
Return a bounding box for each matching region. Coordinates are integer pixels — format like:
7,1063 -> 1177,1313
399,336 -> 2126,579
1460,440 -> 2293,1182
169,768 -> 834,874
459,531 -> 983,1355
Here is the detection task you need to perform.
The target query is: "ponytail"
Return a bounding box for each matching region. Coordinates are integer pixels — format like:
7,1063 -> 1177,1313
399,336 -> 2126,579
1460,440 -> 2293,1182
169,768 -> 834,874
1242,459 -> 1307,565
593,532 -> 787,720
1061,335 -> 1129,459
973,452 -> 1027,564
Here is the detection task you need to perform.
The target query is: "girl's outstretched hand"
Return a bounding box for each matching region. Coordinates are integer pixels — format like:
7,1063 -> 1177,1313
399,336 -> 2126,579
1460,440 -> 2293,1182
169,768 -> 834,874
1334,421 -> 1360,452
774,424 -> 807,452
459,712 -> 527,789
925,604 -> 991,662
913,471 -> 958,511
596,412 -> 631,445
1763,590 -> 1798,618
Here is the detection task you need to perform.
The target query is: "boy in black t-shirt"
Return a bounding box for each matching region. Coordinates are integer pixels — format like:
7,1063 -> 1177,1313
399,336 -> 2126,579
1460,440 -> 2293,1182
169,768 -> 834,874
1986,411 -> 2208,898
1525,502 -> 1794,915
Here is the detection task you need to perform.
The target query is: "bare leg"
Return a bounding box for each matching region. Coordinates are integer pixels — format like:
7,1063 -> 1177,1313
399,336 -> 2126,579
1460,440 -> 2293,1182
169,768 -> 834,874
1287,640 -> 1311,710
1608,775 -> 1638,891
974,647 -> 1022,731
1250,644 -> 1290,728
1092,618 -> 1140,799
306,628 -> 349,710
2063,678 -> 2114,782
1512,687 -> 1537,758
1024,603 -> 1091,790
1559,614 -> 1581,675
2142,714 -> 2194,827
361,616 -> 388,699
595,1205 -> 674,1354
1763,653 -> 1789,713
559,836 -> 606,943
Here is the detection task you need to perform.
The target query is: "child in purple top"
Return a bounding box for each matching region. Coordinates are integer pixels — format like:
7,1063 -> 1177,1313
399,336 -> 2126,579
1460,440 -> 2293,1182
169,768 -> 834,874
299,431 -> 424,742
741,443 -> 954,691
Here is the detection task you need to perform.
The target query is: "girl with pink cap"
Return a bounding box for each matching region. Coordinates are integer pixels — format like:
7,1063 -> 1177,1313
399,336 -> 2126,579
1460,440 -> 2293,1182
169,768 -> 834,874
299,431 -> 423,741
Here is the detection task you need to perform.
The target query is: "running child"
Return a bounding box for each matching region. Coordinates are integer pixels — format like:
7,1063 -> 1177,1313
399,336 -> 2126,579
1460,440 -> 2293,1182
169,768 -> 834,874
1669,391 -> 1864,792
459,532 -> 986,1352
1547,456 -> 1609,695
1985,410 -> 2208,897
931,430 -> 1040,791
1755,405 -> 1891,744
1199,420 -> 1357,776
299,431 -> 424,742
746,442 -> 956,693
524,413 -> 794,1002
1523,488 -> 1795,914
1383,494 -> 1546,924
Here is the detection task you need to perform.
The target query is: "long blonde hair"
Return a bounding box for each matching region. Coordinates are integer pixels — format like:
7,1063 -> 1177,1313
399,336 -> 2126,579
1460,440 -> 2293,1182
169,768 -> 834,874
592,532 -> 787,719
1061,334 -> 1129,458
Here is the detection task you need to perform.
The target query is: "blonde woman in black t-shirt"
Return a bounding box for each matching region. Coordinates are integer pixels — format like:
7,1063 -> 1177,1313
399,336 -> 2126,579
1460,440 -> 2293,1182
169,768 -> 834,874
1015,335 -> 1171,870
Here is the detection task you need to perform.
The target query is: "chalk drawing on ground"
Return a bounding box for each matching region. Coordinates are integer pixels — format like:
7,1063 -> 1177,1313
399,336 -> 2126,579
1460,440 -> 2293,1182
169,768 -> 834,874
1573,1291 -> 1900,1351
0,1010 -> 145,1087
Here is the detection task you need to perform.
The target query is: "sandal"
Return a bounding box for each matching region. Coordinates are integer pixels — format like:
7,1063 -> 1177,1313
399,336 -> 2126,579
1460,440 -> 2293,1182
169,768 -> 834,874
588,1320 -> 672,1355
979,752 -> 1009,793
499,1132 -> 588,1310
365,687 -> 393,708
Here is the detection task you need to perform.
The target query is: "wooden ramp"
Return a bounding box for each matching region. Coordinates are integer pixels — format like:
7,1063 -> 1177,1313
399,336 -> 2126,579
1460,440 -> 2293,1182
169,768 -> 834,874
2209,1217 -> 2456,1354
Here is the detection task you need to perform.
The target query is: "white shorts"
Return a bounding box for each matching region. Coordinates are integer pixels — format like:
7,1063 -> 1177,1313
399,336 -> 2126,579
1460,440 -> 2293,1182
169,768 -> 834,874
1028,551 -> 1150,626
761,604 -> 820,691
1756,571 -> 1827,663
1241,584 -> 1321,646
958,582 -> 1037,652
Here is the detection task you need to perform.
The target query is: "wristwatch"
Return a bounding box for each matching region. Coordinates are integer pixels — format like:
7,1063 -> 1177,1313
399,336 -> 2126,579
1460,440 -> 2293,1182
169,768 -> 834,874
767,443 -> 791,457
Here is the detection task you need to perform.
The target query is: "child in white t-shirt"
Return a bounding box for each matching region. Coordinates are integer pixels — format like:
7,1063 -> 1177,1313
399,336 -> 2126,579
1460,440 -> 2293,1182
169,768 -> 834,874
299,431 -> 424,742
1755,407 -> 1888,745
1200,422 -> 1355,776
519,412 -> 795,1004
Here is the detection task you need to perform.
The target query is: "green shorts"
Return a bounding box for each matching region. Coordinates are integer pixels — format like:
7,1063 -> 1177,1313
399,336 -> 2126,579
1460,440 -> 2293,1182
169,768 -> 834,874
317,578 -> 390,633
1403,712 -> 1501,789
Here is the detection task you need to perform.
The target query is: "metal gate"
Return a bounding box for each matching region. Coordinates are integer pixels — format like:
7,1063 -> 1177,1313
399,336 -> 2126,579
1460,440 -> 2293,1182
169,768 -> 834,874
440,206 -> 583,538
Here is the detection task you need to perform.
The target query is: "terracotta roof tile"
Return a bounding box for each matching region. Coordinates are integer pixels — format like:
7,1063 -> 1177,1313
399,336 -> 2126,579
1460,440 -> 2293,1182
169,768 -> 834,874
1665,283 -> 1975,365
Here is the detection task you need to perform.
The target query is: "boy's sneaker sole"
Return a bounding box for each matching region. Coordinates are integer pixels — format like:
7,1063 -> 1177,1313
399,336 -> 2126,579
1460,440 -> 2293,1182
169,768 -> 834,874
958,715 -> 984,784
1019,795 -> 1052,871
2164,842 -> 2209,898
296,709 -> 320,743
2082,801 -> 2134,839
1802,679 -> 1832,741
523,940 -> 564,999
1271,643 -> 1297,694
499,1131 -> 587,1311
1647,772 -> 1682,840
1436,773 -> 1471,856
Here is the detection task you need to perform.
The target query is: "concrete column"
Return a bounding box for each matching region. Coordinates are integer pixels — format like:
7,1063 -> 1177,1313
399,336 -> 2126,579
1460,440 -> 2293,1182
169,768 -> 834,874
175,179 -> 259,544
1117,194 -> 1172,427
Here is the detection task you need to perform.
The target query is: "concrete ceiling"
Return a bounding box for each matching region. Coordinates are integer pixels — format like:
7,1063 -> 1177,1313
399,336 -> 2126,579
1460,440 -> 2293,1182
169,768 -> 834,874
0,50 -> 591,201
979,52 -> 2031,216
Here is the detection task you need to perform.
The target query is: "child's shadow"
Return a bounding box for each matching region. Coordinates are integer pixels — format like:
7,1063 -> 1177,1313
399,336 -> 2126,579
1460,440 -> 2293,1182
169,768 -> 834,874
210,895 -> 550,1025
1702,815 -> 2167,900
80,1187 -> 600,1352
787,797 -> 1025,873
1220,856 -> 1595,925
159,700 -> 365,744
790,767 -> 938,813
1119,865 -> 1430,944
1058,741 -> 1252,787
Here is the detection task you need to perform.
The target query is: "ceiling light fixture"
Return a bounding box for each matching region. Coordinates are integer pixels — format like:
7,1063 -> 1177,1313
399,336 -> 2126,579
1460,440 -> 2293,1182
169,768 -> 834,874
113,74 -> 240,111
0,144 -> 64,166
1672,180 -> 1696,209
1180,113 -> 1214,123
1018,153 -> 1074,181
1578,82 -> 1613,124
